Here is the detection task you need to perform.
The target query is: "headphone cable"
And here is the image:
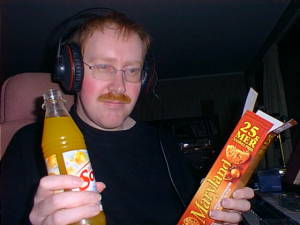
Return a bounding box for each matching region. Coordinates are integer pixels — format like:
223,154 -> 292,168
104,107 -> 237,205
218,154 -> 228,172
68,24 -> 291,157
158,132 -> 187,209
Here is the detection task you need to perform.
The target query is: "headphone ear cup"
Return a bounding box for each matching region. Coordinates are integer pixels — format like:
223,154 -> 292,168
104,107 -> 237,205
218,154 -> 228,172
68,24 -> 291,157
53,43 -> 84,93
69,43 -> 84,92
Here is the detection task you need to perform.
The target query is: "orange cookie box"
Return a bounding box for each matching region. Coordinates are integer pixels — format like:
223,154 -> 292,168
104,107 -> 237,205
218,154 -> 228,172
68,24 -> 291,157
178,110 -> 297,225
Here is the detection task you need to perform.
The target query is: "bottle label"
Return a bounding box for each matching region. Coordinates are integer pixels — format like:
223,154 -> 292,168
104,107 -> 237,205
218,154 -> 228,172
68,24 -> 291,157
45,150 -> 97,192
63,149 -> 97,192
45,154 -> 60,175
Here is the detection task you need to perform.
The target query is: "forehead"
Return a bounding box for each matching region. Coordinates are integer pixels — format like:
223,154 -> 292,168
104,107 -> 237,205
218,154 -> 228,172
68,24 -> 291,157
82,27 -> 145,61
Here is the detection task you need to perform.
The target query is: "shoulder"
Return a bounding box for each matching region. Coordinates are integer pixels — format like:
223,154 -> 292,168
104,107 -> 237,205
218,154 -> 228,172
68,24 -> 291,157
14,122 -> 43,138
2,122 -> 43,163
1,121 -> 46,182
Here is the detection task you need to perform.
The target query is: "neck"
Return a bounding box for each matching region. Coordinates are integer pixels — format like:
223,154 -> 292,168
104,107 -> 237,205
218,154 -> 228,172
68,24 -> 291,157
75,101 -> 136,131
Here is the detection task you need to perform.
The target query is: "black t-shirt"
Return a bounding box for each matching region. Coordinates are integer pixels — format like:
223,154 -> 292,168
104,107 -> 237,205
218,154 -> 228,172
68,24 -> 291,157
1,107 -> 198,225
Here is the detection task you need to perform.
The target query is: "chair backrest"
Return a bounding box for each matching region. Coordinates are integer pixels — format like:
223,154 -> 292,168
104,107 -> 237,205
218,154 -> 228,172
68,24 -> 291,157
0,73 -> 74,159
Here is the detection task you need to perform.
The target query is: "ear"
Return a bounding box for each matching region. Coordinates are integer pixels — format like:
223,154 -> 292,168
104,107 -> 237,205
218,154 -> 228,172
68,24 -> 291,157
54,43 -> 84,93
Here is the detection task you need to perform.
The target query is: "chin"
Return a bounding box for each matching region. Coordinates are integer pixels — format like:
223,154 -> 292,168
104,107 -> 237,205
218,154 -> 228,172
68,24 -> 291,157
97,118 -> 127,130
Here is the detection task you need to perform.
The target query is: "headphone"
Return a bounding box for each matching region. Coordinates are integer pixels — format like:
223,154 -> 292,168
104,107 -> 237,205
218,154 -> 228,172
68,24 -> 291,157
53,7 -> 156,94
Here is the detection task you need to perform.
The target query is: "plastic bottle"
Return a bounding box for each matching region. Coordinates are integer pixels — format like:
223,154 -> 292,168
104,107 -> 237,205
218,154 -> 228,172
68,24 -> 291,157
41,89 -> 106,225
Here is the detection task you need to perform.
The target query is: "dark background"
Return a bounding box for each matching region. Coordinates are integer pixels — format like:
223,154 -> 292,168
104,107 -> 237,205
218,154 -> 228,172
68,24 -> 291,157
0,0 -> 296,79
1,0 -> 300,165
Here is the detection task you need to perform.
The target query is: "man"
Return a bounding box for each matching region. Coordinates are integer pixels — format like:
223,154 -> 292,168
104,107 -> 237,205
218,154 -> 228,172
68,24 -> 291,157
1,9 -> 254,225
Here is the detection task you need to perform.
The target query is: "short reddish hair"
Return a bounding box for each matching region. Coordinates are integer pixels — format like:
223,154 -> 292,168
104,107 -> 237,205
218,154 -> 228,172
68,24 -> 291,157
74,11 -> 151,55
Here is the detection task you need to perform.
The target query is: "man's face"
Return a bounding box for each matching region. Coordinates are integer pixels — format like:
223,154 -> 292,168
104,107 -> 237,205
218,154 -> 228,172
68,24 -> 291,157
76,27 -> 144,130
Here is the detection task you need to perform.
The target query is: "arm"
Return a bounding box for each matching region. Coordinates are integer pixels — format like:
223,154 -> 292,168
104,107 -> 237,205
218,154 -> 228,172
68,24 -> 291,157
0,123 -> 105,225
0,123 -> 45,225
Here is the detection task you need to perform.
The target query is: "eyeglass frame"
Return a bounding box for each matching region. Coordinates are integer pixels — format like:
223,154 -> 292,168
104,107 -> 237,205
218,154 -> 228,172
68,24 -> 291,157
83,61 -> 147,83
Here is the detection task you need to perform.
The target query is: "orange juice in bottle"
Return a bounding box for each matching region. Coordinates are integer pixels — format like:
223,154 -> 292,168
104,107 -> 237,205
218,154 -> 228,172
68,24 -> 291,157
42,88 -> 106,225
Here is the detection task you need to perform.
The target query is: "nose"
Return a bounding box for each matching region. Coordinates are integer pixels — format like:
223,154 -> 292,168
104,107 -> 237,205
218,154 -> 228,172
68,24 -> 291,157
108,70 -> 126,94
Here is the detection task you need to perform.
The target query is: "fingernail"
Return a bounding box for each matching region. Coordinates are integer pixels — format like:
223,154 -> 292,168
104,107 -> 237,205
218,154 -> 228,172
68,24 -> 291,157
101,182 -> 106,190
98,202 -> 103,211
221,198 -> 229,207
97,194 -> 102,201
232,190 -> 238,198
209,210 -> 217,219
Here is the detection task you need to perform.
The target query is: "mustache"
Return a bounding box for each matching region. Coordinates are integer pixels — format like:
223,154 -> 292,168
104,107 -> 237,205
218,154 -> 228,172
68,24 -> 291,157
97,93 -> 131,104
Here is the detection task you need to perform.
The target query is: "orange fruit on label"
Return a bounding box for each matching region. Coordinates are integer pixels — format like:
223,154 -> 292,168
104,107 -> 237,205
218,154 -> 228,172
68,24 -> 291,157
183,217 -> 200,225
230,168 -> 241,178
225,145 -> 250,164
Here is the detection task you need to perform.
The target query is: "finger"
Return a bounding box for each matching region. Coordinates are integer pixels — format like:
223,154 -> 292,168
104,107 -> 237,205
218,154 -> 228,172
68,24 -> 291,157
96,182 -> 106,193
221,198 -> 251,212
42,203 -> 102,225
34,175 -> 82,204
35,191 -> 101,221
232,187 -> 254,199
209,209 -> 242,224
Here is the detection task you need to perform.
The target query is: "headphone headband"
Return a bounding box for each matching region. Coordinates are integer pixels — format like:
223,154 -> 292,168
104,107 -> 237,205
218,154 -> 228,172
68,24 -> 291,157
57,8 -> 116,47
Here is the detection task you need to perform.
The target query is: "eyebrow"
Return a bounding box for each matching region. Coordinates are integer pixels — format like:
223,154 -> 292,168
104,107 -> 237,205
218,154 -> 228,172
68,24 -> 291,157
88,56 -> 143,67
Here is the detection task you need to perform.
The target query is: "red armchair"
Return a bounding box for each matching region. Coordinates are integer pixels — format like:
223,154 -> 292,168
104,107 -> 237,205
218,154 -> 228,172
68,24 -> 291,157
0,73 -> 74,159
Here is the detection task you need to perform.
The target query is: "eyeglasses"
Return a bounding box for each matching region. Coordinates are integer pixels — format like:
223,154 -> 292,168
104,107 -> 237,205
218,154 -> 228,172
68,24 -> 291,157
84,62 -> 144,83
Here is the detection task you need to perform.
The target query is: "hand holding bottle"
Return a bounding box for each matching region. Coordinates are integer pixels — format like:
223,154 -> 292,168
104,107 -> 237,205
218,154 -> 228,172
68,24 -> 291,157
29,175 -> 105,225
